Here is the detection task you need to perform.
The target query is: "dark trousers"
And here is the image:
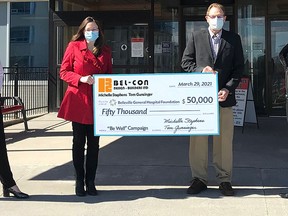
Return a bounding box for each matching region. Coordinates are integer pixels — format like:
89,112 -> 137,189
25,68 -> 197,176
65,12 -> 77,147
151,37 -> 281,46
0,110 -> 16,188
72,122 -> 99,184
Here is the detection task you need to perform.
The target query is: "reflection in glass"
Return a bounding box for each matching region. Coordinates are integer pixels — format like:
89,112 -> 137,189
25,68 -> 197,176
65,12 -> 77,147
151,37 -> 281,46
154,7 -> 179,72
271,21 -> 288,112
238,1 -> 266,115
154,21 -> 179,72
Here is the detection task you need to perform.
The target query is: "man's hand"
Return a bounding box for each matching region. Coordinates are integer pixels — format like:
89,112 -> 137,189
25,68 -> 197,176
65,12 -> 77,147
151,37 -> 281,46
80,75 -> 94,85
218,88 -> 229,102
202,66 -> 217,74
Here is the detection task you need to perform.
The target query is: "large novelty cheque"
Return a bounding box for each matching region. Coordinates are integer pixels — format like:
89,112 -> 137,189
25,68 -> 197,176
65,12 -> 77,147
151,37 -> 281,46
93,73 -> 219,136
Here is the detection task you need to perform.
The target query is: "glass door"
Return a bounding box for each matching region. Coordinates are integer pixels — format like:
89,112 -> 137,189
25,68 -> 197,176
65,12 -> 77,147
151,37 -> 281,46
105,23 -> 150,74
268,20 -> 288,116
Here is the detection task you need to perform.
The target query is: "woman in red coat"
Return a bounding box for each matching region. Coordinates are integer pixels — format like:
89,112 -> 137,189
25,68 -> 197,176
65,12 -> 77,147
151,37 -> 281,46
58,17 -> 112,196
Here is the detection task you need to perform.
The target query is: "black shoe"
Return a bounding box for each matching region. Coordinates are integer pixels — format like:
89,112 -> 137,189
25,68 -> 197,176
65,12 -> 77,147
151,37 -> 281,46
280,193 -> 288,198
187,178 -> 207,194
219,182 -> 234,196
75,181 -> 86,197
3,186 -> 29,199
86,182 -> 98,196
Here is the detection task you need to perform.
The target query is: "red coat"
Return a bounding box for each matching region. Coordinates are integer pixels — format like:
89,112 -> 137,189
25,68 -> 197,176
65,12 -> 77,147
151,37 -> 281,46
57,40 -> 112,124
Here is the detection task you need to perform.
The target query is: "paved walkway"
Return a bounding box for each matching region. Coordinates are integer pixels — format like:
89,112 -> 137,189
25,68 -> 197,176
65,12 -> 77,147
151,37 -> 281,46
1,113 -> 288,216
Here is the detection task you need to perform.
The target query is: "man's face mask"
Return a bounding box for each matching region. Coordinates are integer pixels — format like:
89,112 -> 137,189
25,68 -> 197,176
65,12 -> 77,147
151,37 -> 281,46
209,17 -> 224,31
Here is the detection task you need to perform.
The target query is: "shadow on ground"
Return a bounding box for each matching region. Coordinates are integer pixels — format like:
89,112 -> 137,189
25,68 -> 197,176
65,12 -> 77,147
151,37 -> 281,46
4,117 -> 288,201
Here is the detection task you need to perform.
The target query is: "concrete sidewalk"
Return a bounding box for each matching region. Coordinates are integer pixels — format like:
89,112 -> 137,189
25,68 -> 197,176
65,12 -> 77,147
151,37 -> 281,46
1,112 -> 288,216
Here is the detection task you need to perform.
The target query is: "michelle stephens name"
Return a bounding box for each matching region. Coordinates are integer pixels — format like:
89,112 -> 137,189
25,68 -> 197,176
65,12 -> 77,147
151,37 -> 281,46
185,118 -> 204,125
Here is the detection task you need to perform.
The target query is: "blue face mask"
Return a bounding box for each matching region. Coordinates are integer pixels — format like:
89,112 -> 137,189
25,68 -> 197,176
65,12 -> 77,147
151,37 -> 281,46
84,31 -> 99,42
209,17 -> 224,31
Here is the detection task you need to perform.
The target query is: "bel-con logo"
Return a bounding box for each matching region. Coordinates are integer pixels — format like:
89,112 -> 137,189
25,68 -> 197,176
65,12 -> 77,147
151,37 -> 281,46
98,78 -> 112,92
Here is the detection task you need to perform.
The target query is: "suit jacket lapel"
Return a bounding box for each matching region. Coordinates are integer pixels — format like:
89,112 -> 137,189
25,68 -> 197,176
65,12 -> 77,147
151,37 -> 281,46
203,30 -> 214,62
217,29 -> 228,59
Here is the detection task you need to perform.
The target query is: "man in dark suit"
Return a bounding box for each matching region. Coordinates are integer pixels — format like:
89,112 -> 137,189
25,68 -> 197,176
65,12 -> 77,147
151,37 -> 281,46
181,3 -> 244,196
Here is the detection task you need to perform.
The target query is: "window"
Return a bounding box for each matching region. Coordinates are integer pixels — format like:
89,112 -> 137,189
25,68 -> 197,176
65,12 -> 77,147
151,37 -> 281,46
11,2 -> 35,15
10,26 -> 33,43
10,2 -> 49,67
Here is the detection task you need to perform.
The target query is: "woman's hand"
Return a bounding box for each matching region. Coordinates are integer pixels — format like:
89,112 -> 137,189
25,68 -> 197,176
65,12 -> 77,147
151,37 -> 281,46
80,75 -> 94,85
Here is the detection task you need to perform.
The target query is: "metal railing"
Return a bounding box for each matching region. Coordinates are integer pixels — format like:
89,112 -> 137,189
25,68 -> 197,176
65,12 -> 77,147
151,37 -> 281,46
1,65 -> 49,122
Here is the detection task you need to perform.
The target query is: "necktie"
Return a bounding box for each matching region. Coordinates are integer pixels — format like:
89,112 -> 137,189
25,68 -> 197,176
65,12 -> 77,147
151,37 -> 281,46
212,35 -> 220,59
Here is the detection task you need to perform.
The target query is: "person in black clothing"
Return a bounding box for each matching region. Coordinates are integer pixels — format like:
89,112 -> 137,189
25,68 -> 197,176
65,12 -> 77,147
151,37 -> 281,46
279,43 -> 288,71
279,44 -> 288,199
0,61 -> 29,199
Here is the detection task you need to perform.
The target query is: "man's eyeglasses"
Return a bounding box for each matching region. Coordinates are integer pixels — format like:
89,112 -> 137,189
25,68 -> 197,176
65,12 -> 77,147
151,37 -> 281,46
207,15 -> 224,19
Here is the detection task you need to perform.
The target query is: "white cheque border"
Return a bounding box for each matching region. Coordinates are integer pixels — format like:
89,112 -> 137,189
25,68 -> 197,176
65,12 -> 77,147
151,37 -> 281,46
93,73 -> 219,136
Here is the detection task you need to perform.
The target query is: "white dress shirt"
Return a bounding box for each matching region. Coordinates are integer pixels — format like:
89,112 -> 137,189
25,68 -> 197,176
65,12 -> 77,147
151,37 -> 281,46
208,29 -> 222,61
